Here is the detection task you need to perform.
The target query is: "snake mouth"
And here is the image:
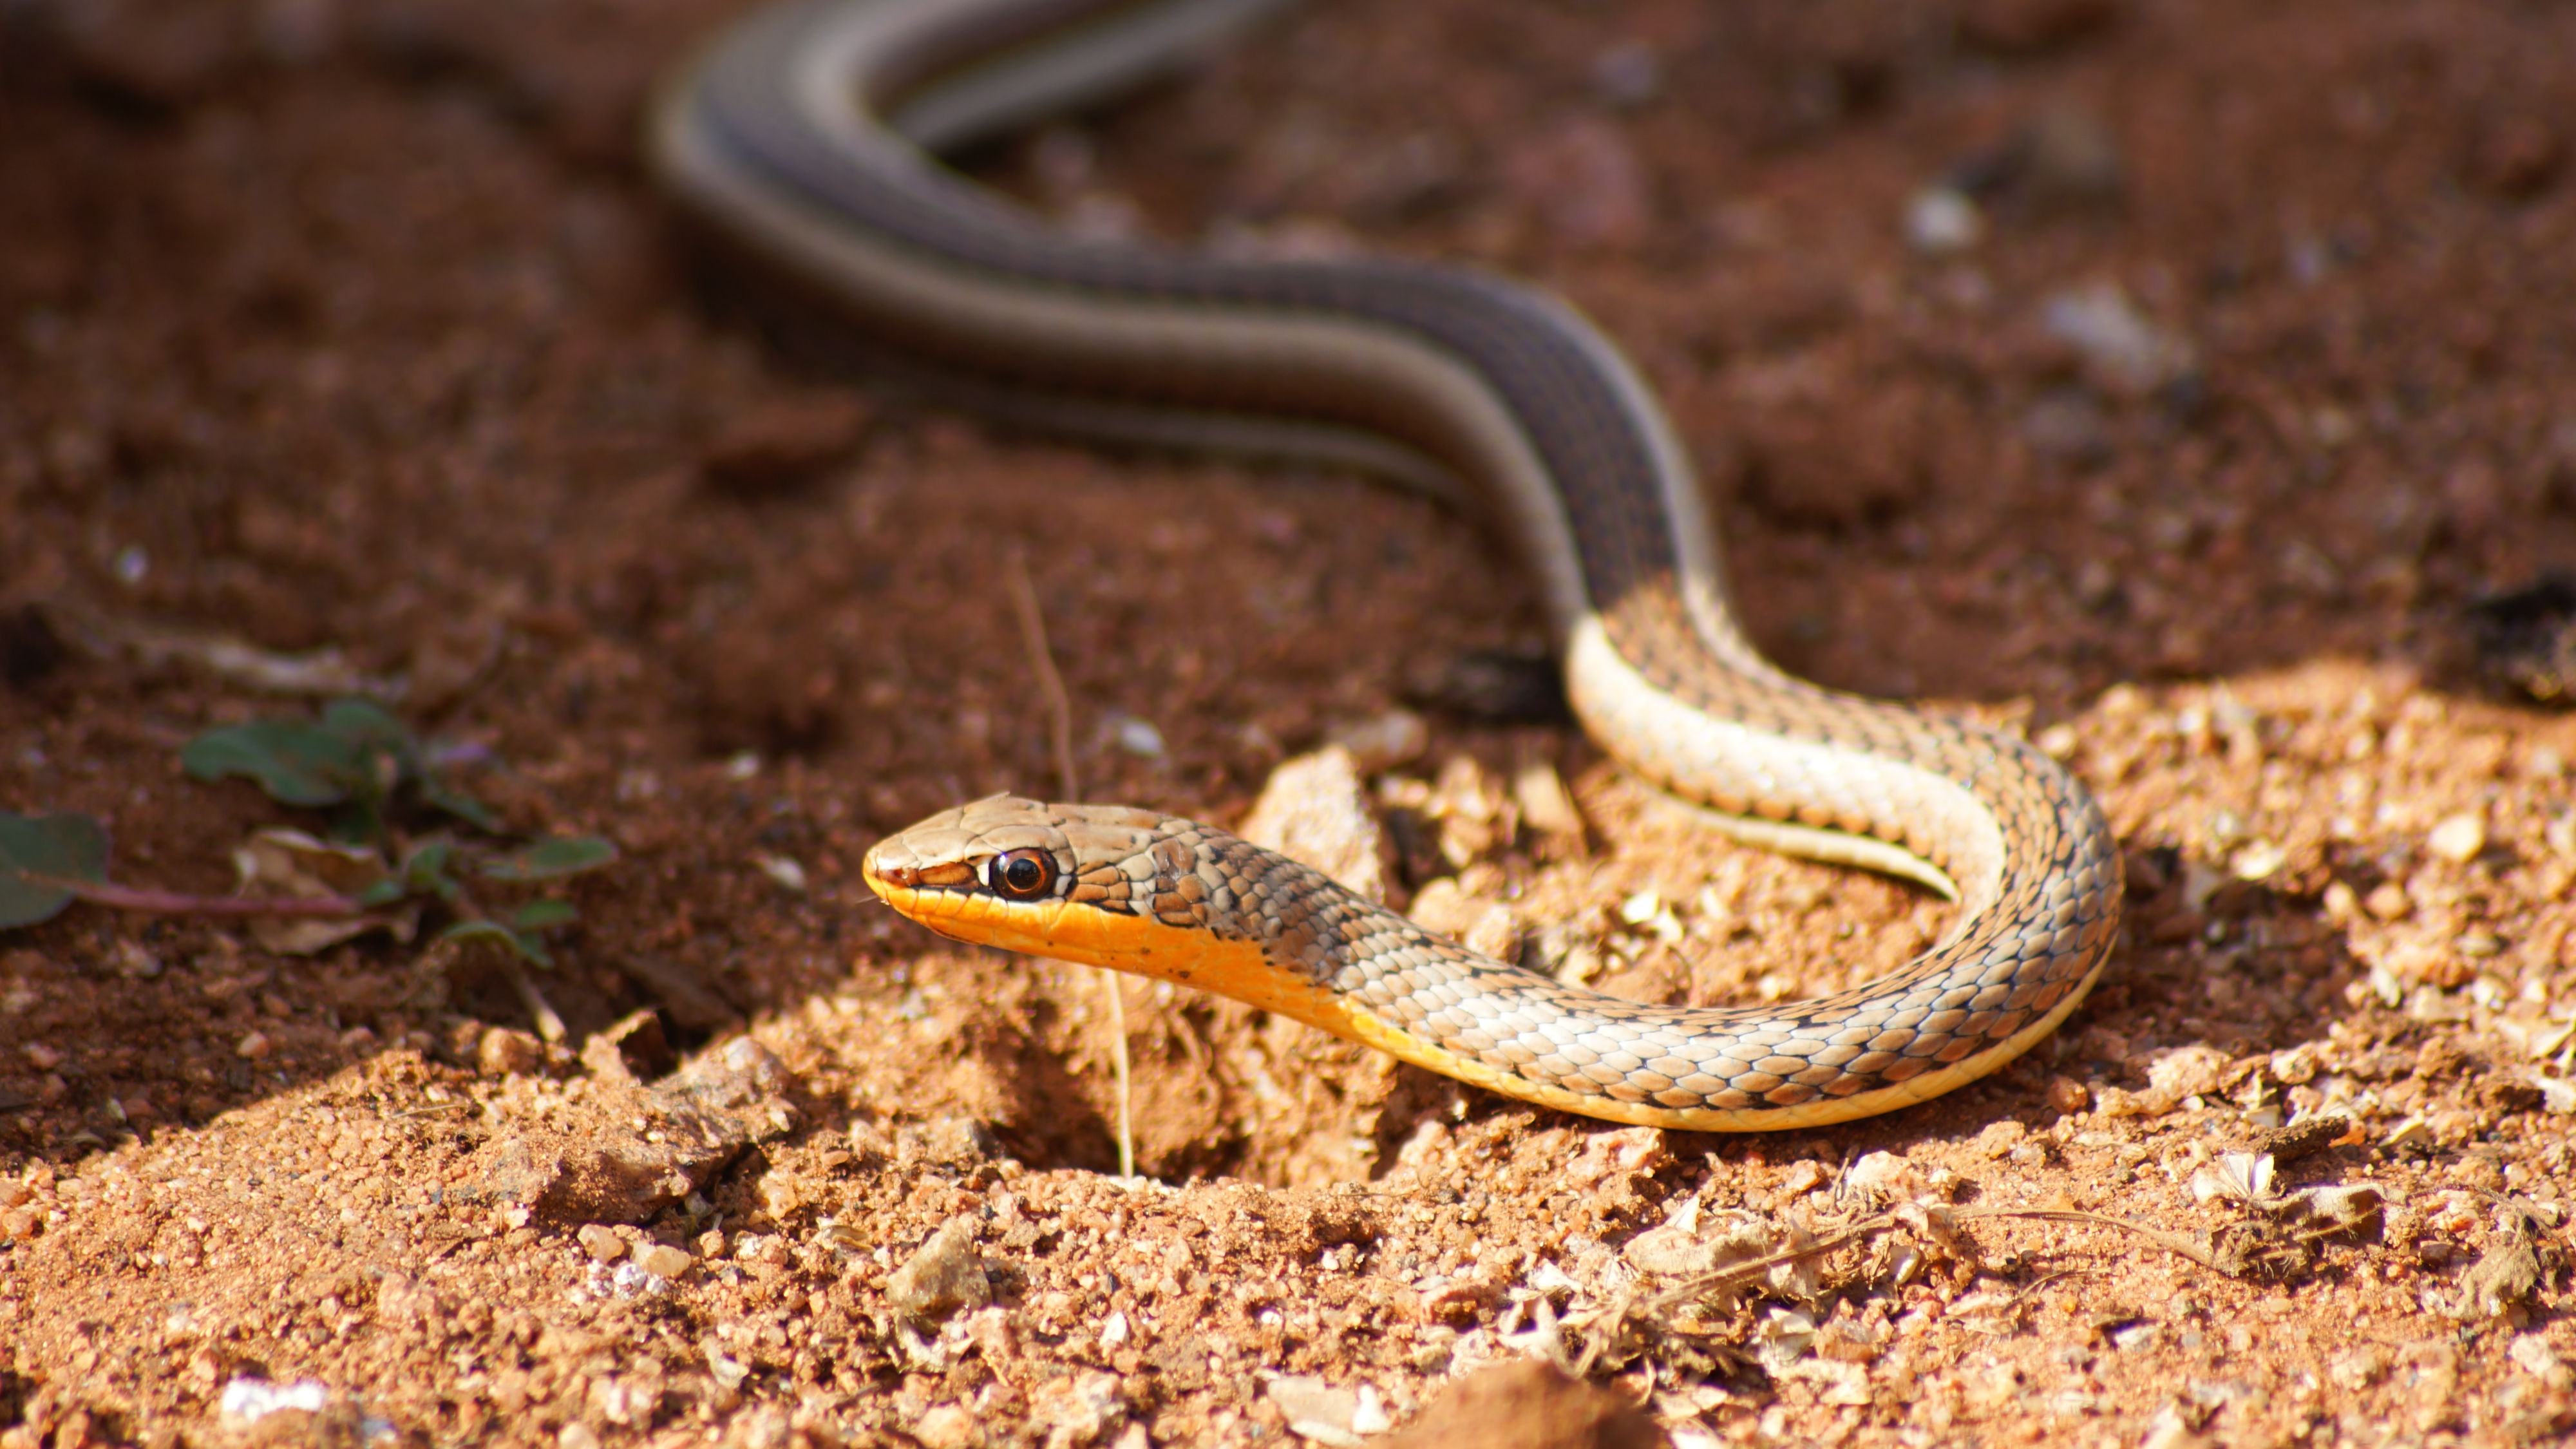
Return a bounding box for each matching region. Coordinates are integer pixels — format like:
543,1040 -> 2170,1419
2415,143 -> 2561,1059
860,849 -> 975,895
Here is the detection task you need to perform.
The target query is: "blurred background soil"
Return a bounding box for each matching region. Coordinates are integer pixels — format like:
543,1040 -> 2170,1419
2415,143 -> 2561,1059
3,0 -> 2576,1444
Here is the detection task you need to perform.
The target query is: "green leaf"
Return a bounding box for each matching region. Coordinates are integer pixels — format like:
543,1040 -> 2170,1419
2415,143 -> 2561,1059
399,839 -> 459,900
183,701 -> 511,841
322,699 -> 413,817
0,812 -> 110,929
511,898 -> 579,930
320,698 -> 417,758
421,782 -> 500,833
327,801 -> 386,849
182,719 -> 361,807
356,877 -> 406,908
438,918 -> 552,967
478,836 -> 618,882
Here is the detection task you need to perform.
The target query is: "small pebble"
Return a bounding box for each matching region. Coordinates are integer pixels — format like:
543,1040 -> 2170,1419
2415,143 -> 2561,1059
1502,117 -> 1649,251
2021,390 -> 2113,466
1590,41 -> 1662,108
1974,1119 -> 2028,1159
1904,186 -> 1985,254
2230,840 -> 2285,881
1512,760 -> 1585,838
2510,1334 -> 2570,1385
913,1406 -> 981,1449
2041,281 -> 2195,396
698,392 -> 872,493
887,1217 -> 991,1323
1267,1376 -> 1360,1439
1328,710 -> 1427,772
2427,812 -> 2486,864
234,1030 -> 272,1060
577,1224 -> 625,1262
753,853 -> 808,893
2364,882 -> 2411,921
1408,878 -> 1479,936
478,1027 -> 544,1077
2012,104 -> 2126,211
633,1243 -> 692,1280
1112,715 -> 1165,758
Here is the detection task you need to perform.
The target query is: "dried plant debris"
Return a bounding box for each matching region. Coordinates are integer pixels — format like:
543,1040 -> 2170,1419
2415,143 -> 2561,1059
2448,1197 -> 2569,1323
2246,1112 -> 2360,1164
1578,1167 -> 1984,1388
37,603 -> 404,698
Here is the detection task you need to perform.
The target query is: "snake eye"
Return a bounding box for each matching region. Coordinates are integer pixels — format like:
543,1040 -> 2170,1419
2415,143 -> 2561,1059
985,848 -> 1056,900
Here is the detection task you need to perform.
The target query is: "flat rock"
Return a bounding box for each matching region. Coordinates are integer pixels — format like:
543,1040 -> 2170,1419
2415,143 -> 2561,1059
1237,746 -> 1393,904
1382,1361 -> 1662,1449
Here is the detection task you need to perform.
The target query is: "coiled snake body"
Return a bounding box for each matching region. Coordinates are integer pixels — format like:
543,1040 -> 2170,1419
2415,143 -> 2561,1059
654,0 -> 2123,1130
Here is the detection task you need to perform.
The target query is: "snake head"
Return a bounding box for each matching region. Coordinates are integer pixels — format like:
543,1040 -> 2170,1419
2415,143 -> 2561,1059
863,795 -> 1169,962
862,795 -> 1355,1023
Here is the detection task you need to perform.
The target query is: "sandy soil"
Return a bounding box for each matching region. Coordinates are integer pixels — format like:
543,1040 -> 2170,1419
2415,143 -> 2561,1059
5,0 -> 2576,1444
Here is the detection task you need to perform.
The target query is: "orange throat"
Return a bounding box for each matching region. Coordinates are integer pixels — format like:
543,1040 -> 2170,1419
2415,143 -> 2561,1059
864,873 -> 1352,1029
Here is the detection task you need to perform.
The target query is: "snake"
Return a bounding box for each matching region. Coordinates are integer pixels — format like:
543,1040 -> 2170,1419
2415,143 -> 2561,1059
653,0 -> 2124,1130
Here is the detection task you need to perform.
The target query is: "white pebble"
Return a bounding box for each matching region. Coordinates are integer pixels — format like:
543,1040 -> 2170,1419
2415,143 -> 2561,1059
2426,812 -> 2486,864
1904,186 -> 1984,254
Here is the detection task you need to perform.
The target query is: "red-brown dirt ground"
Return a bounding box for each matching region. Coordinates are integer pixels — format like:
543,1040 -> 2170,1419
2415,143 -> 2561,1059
5,0 -> 2576,1444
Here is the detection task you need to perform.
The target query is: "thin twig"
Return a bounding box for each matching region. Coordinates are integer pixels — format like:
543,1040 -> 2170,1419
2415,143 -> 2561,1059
1004,545 -> 1079,804
495,952 -> 570,1044
1638,1212 -> 1899,1317
28,875 -> 364,918
1960,1207 -> 2246,1274
1004,544 -> 1134,1180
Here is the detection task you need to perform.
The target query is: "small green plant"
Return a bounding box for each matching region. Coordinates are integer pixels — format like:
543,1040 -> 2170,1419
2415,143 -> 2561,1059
0,698 -> 615,967
181,697 -> 498,838
0,812 -> 109,930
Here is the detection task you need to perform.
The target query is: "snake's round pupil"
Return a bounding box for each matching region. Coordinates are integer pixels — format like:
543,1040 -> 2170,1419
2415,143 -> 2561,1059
993,850 -> 1052,898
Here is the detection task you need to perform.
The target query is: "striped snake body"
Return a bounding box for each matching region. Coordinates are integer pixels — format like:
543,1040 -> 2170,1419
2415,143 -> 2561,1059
655,0 -> 2123,1130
